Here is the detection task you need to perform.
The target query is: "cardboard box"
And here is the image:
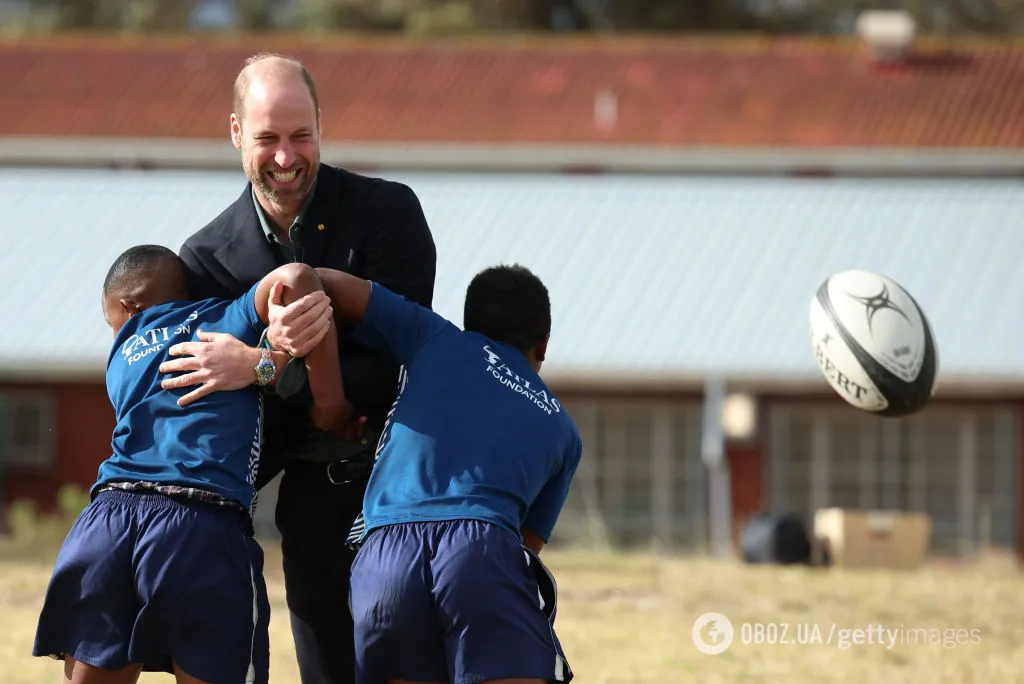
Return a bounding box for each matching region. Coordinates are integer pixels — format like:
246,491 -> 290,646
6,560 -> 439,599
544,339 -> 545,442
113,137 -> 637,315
814,508 -> 932,570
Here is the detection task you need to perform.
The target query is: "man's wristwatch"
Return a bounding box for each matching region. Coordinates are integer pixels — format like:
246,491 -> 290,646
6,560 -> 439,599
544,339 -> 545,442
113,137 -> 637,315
254,348 -> 276,386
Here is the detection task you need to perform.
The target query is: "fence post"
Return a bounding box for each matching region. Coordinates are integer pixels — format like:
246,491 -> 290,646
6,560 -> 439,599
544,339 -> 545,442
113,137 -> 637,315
0,392 -> 6,528
702,378 -> 732,557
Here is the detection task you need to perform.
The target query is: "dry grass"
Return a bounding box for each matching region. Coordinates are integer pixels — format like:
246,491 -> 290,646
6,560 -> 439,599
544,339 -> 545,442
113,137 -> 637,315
3,534 -> 1024,684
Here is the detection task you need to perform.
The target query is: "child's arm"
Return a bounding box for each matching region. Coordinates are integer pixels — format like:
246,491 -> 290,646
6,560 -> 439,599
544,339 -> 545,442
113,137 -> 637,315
315,267 -> 448,366
311,268 -> 372,325
521,528 -> 547,555
522,434 -> 584,555
255,263 -> 349,434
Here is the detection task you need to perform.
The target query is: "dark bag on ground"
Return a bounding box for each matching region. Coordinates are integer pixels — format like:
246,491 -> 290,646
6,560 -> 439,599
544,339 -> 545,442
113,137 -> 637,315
740,513 -> 812,565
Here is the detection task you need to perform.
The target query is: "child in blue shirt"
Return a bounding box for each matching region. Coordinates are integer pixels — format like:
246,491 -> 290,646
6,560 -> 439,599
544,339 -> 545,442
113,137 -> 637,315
33,244 -> 348,684
312,264 -> 581,684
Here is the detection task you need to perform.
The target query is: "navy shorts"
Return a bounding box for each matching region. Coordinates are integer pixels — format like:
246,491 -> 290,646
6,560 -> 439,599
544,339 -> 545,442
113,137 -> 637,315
32,489 -> 271,684
350,519 -> 573,684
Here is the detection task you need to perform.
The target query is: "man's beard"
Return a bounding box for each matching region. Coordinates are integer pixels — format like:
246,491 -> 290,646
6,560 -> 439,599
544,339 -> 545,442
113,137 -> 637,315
248,162 -> 316,207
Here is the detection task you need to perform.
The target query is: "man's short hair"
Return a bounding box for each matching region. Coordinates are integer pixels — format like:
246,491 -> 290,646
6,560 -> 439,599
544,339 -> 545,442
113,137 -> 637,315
233,52 -> 320,124
463,265 -> 551,354
102,245 -> 181,296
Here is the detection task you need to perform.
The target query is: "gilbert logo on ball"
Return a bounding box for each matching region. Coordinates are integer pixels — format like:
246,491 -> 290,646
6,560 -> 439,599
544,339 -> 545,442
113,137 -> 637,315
809,270 -> 939,417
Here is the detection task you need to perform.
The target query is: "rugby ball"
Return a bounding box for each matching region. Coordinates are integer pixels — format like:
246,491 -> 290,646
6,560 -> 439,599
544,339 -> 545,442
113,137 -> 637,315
809,270 -> 938,417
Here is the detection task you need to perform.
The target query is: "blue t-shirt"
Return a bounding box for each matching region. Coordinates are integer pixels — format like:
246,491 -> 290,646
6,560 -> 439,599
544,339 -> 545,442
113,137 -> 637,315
358,282 -> 583,542
96,283 -> 266,513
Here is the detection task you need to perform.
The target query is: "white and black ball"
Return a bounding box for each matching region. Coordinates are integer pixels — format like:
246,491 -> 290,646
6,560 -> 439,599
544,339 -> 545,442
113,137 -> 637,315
809,270 -> 939,417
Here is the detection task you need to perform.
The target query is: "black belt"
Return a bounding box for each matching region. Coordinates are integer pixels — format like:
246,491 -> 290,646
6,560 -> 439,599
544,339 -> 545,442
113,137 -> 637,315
282,424 -> 380,485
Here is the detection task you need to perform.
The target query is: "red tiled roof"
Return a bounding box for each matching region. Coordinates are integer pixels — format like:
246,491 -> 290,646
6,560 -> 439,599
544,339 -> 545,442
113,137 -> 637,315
1,34 -> 1022,147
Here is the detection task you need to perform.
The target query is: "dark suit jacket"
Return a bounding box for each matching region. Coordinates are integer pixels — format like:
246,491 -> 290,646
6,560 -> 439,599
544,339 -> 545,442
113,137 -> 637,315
179,164 -> 436,489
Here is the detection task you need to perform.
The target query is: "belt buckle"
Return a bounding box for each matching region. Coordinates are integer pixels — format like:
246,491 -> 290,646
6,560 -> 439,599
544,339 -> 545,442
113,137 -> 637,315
325,455 -> 372,486
326,460 -> 353,485
325,437 -> 373,485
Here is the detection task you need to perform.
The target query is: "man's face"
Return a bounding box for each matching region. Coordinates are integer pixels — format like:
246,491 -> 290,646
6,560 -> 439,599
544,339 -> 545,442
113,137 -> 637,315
232,73 -> 320,216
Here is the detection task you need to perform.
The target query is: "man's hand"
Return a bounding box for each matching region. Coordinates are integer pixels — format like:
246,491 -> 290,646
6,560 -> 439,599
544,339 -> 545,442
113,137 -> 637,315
267,282 -> 333,358
159,330 -> 260,407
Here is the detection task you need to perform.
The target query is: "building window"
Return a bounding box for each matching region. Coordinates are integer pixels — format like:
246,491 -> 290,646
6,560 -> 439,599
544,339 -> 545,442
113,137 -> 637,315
552,398 -> 705,551
767,402 -> 1019,555
1,392 -> 56,470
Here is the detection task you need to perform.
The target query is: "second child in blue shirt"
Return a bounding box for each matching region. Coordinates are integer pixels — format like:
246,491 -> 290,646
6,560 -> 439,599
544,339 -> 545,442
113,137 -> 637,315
313,264 -> 581,684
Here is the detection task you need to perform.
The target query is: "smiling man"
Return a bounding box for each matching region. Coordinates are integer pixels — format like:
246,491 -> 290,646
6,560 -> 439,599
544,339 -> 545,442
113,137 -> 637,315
232,56 -> 320,250
171,53 -> 437,684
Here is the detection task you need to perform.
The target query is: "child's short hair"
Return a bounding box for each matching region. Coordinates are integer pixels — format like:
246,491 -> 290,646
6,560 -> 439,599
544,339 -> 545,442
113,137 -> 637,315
463,265 -> 551,354
103,245 -> 182,295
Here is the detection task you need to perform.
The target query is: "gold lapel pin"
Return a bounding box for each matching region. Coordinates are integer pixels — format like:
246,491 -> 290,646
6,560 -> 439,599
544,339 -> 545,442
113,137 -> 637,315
317,223 -> 325,231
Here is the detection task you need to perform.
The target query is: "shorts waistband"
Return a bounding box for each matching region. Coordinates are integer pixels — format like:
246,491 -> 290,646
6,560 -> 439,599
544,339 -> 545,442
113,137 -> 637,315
95,486 -> 162,504
93,486 -> 252,525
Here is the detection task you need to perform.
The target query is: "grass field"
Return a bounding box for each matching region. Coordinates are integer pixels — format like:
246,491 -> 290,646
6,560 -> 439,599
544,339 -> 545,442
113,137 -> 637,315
3,526 -> 1024,684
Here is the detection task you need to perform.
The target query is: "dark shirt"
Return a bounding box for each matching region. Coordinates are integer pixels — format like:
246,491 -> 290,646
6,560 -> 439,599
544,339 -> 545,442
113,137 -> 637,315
252,176 -> 317,264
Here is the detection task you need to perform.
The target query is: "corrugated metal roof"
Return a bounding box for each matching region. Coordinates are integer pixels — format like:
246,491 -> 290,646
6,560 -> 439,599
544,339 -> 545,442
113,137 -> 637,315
2,167 -> 1022,389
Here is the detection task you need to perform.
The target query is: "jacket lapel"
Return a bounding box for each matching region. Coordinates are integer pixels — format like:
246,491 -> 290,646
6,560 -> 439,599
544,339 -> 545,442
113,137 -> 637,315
299,165 -> 348,269
214,184 -> 280,289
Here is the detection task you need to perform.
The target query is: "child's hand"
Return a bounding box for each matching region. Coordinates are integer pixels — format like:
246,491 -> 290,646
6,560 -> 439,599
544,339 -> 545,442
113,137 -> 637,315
311,401 -> 368,440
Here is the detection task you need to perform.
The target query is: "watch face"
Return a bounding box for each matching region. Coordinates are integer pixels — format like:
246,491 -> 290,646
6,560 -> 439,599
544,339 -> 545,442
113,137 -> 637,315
256,361 -> 275,383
